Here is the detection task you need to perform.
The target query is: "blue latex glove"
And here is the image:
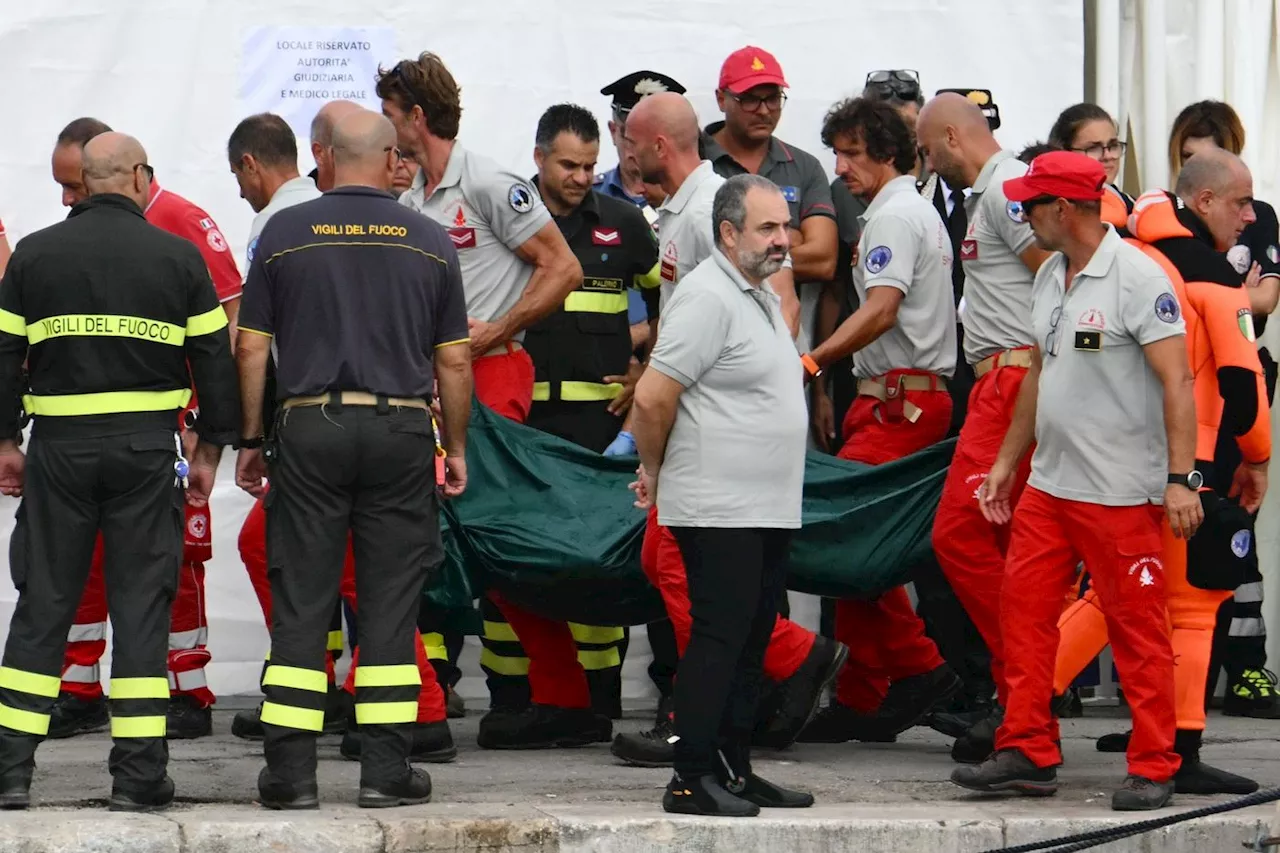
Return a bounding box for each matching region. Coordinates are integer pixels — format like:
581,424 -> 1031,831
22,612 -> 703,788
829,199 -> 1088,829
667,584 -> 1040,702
603,430 -> 637,457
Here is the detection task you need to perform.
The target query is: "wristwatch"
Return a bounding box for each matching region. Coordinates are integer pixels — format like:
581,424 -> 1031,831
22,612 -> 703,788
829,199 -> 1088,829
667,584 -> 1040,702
1168,471 -> 1204,490
237,435 -> 266,450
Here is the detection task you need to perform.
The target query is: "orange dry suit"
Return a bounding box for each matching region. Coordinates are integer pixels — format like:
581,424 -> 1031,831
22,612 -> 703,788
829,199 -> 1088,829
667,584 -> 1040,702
1053,190 -> 1271,730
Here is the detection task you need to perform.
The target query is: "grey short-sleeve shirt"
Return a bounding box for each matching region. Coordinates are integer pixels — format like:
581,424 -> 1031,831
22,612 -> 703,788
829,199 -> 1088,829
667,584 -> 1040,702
657,161 -> 725,311
400,143 -> 552,341
1028,226 -> 1185,506
852,174 -> 957,378
960,151 -> 1038,364
243,176 -> 321,281
649,250 -> 808,529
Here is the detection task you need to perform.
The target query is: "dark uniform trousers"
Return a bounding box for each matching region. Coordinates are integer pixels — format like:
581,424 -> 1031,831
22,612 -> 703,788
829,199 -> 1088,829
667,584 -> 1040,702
262,401 -> 441,786
0,427 -> 181,791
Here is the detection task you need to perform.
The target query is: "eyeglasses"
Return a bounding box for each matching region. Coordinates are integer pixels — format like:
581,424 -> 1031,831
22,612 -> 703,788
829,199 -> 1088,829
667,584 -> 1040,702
1045,303 -> 1064,356
1071,140 -> 1127,160
1008,195 -> 1061,224
383,145 -> 404,160
133,163 -> 154,183
865,69 -> 921,100
724,89 -> 787,113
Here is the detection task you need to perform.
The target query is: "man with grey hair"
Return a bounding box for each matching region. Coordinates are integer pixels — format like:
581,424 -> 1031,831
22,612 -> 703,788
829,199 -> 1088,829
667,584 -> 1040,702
630,173 -> 813,817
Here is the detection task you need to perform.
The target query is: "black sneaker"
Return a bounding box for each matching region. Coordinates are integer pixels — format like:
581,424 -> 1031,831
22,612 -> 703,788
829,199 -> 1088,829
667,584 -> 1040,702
109,776 -> 176,812
926,707 -> 990,740
1096,730 -> 1131,753
232,703 -> 266,741
950,749 -> 1058,797
46,693 -> 109,739
866,664 -> 962,739
257,767 -> 319,810
0,771 -> 31,810
476,704 -> 605,750
446,687 -> 466,720
1051,688 -> 1084,718
358,767 -> 432,808
340,721 -> 458,763
1112,775 -> 1174,811
1173,728 -> 1259,795
753,637 -> 849,750
611,715 -> 676,767
726,773 -> 814,809
1223,668 -> 1280,719
663,772 -> 758,817
166,695 -> 212,740
951,705 -> 1004,765
796,701 -> 896,744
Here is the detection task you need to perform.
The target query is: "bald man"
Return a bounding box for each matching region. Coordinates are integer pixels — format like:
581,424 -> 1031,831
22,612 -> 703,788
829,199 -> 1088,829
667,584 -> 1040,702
236,109 -> 471,809
0,131 -> 238,811
914,93 -> 1054,763
308,100 -> 363,191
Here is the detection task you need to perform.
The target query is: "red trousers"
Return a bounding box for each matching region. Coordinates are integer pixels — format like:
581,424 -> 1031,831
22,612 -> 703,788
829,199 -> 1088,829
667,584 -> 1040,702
996,487 -> 1179,781
833,382 -> 951,711
238,492 -> 445,723
931,365 -> 1033,708
62,504 -> 215,706
640,505 -> 814,679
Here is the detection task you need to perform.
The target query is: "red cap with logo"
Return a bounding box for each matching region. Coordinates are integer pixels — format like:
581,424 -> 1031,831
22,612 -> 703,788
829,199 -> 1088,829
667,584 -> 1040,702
719,46 -> 788,94
1003,151 -> 1107,203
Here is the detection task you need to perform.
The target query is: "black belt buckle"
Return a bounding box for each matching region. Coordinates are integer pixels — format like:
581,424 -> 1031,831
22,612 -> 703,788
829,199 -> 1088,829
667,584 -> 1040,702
326,390 -> 344,414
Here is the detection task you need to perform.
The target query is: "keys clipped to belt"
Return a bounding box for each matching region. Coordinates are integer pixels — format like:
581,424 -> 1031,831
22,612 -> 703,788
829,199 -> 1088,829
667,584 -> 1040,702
174,432 -> 189,489
431,410 -> 447,486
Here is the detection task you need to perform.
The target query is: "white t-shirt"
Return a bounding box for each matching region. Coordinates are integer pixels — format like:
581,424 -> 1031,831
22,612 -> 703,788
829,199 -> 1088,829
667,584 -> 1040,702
656,161 -> 725,312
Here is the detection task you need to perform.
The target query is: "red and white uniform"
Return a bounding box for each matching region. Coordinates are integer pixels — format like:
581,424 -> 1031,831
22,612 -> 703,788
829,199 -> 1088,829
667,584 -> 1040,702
60,182 -> 240,708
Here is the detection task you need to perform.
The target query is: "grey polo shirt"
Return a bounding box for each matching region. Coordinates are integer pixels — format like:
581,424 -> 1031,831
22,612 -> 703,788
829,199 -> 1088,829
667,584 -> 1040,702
1028,226 -> 1185,506
657,160 -> 725,311
649,249 -> 807,529
400,143 -> 552,341
959,150 -> 1038,365
852,174 -> 957,379
243,176 -> 321,280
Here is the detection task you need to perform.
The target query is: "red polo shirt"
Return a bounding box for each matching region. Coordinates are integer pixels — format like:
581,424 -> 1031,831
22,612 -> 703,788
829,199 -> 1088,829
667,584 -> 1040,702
144,182 -> 242,303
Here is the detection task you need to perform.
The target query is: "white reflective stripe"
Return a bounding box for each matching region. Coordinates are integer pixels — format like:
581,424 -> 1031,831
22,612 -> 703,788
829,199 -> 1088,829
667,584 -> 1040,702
61,664 -> 100,684
170,669 -> 207,692
66,622 -> 107,644
1234,582 -> 1265,604
1230,617 -> 1267,637
168,627 -> 208,651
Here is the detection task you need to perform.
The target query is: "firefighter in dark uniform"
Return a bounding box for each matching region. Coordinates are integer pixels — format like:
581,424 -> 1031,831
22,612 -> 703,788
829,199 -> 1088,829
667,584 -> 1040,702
0,132 -> 238,812
234,112 -> 472,809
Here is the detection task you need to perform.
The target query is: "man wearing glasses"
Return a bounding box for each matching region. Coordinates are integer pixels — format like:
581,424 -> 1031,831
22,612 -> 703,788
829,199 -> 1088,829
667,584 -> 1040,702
954,151 -> 1197,811
702,46 -> 836,349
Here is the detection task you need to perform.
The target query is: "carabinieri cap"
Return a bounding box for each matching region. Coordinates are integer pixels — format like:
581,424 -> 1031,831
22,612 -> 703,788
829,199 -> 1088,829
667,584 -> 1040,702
601,71 -> 687,116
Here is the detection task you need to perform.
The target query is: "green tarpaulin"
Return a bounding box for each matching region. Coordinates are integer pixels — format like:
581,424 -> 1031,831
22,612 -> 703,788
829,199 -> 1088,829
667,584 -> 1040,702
429,400 -> 955,626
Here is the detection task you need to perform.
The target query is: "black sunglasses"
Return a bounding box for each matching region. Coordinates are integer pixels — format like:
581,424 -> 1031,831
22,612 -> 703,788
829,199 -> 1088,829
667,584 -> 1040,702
865,69 -> 921,99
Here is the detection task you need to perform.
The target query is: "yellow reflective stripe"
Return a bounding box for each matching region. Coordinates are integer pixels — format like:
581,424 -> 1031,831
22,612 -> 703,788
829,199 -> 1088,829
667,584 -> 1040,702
0,703 -> 49,735
260,701 -> 325,732
560,381 -> 622,401
109,677 -> 169,700
479,648 -> 529,676
569,623 -> 624,644
636,260 -> 662,290
24,388 -> 192,417
577,647 -> 622,671
483,620 -> 520,643
27,314 -> 185,346
422,632 -> 448,661
0,310 -> 26,337
185,306 -> 228,337
326,630 -> 344,652
111,715 -> 166,738
263,665 -> 328,694
531,382 -> 550,403
355,701 -> 419,725
0,667 -> 60,699
353,664 -> 421,688
564,291 -> 629,314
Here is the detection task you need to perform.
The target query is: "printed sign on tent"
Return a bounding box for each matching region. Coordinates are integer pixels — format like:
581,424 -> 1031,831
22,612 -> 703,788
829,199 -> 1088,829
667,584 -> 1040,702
239,26 -> 396,141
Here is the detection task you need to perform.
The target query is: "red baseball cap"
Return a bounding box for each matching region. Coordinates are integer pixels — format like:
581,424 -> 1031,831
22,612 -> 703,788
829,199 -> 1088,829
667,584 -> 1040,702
1003,151 -> 1107,203
719,46 -> 788,94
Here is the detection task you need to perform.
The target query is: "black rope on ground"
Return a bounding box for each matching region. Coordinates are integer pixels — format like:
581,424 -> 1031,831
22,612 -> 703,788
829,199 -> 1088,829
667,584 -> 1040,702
977,786 -> 1280,853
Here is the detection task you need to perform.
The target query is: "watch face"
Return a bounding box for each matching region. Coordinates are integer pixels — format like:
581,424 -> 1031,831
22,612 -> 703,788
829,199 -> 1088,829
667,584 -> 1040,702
1188,471 -> 1204,489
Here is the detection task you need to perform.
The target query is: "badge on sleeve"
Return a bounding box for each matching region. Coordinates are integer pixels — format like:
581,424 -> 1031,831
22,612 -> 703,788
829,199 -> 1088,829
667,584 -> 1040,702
246,235 -> 259,265
207,229 -> 228,253
1227,244 -> 1252,275
508,184 -> 534,214
781,186 -> 799,203
1239,307 -> 1257,341
864,245 -> 892,275
1232,528 -> 1253,558
1268,245 -> 1279,265
1006,201 -> 1024,223
1154,292 -> 1180,324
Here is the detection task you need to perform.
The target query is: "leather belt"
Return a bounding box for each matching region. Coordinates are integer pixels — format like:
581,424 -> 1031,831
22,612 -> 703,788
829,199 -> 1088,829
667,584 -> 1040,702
283,391 -> 428,410
974,347 -> 1034,378
482,341 -> 523,358
855,373 -> 947,424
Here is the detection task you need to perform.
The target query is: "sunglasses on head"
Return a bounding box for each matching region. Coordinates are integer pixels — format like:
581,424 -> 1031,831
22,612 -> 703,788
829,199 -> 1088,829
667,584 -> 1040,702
865,69 -> 921,99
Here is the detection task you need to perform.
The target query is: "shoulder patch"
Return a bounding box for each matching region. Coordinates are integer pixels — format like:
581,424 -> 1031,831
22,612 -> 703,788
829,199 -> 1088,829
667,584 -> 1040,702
508,184 -> 534,214
1268,245 -> 1279,265
864,245 -> 892,275
1232,528 -> 1252,558
1006,201 -> 1023,222
207,229 -> 228,253
1227,244 -> 1252,274
246,235 -> 259,264
198,217 -> 214,231
1239,307 -> 1257,342
1154,292 -> 1180,324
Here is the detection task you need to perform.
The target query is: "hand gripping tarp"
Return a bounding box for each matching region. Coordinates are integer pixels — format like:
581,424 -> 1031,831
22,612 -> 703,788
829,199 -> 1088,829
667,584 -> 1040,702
429,400 -> 956,626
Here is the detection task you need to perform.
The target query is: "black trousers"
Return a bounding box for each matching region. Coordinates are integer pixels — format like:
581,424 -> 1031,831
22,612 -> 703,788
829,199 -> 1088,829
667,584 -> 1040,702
262,403 -> 442,787
669,526 -> 791,777
0,427 -> 181,790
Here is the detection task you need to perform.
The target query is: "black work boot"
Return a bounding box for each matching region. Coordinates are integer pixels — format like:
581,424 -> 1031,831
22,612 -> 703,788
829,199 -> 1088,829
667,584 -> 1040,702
445,686 -> 465,720
864,663 -> 963,740
1172,729 -> 1258,795
1223,668 -> 1280,719
358,766 -> 432,808
477,704 -> 606,749
927,706 -> 991,739
1050,688 -> 1084,718
796,701 -> 895,744
109,775 -> 176,812
257,767 -> 319,810
663,772 -> 759,817
1112,775 -> 1174,811
166,696 -> 212,740
951,705 -> 1004,764
951,749 -> 1058,797
323,687 -> 352,734
0,768 -> 32,810
231,703 -> 266,741
47,693 -> 109,739
752,637 -> 849,750
1096,730 -> 1131,753
341,721 -> 457,763
612,714 -> 676,767
716,742 -> 813,809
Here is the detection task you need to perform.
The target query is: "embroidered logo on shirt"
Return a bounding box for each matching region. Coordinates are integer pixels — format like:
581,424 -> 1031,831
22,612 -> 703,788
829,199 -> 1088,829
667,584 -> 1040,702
206,229 -> 228,253
187,512 -> 208,539
1077,308 -> 1105,330
508,184 -> 534,213
1006,201 -> 1023,222
1139,567 -> 1154,587
660,241 -> 678,282
1232,529 -> 1252,558
1268,245 -> 1279,265
198,217 -> 214,231
960,239 -> 978,261
781,186 -> 799,202
1154,292 -> 1180,324
1227,244 -> 1252,275
1239,307 -> 1256,342
864,245 -> 892,274
453,206 -> 467,227
246,236 -> 259,265
592,228 -> 621,246
448,228 -> 477,249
